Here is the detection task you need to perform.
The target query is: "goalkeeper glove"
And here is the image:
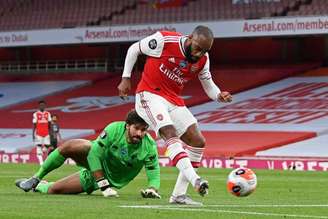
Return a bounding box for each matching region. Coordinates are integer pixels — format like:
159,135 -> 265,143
96,178 -> 119,197
140,188 -> 161,199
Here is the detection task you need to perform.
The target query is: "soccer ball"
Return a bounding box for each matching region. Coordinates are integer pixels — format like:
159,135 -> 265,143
227,167 -> 257,197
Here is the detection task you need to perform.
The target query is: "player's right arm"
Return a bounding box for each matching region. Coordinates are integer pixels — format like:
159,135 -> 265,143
198,54 -> 232,103
140,137 -> 161,199
87,126 -> 118,197
117,31 -> 164,99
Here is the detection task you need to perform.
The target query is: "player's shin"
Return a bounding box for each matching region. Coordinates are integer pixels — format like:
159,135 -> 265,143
172,146 -> 204,197
35,181 -> 54,193
166,137 -> 199,187
36,145 -> 44,165
34,149 -> 66,179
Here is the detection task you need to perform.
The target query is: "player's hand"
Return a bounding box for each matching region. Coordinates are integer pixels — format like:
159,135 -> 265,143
117,77 -> 131,100
102,187 -> 119,198
218,91 -> 232,103
96,178 -> 119,197
140,188 -> 161,199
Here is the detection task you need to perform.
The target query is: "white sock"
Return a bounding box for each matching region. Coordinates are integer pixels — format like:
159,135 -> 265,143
36,146 -> 43,165
172,146 -> 204,197
175,157 -> 199,187
165,137 -> 200,187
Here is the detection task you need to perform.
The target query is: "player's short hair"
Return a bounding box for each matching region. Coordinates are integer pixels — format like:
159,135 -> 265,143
38,100 -> 46,104
126,110 -> 148,127
192,25 -> 214,40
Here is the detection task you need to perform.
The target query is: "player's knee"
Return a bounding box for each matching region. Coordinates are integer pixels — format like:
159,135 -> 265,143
182,132 -> 206,148
192,136 -> 206,148
58,139 -> 88,155
159,125 -> 178,140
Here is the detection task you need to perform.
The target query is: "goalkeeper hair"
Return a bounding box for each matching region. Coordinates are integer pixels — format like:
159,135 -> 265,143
125,109 -> 148,127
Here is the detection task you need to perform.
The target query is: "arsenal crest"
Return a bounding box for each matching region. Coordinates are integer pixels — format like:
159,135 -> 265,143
190,64 -> 199,73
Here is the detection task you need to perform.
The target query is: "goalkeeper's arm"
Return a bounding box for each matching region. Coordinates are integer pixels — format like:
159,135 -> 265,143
141,152 -> 161,199
87,143 -> 118,197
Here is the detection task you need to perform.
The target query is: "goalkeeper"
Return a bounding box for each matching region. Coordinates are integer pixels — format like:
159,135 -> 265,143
15,110 -> 161,199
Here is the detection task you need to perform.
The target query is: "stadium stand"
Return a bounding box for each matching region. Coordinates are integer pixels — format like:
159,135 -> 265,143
287,0 -> 328,16
0,0 -> 318,31
0,0 -> 136,31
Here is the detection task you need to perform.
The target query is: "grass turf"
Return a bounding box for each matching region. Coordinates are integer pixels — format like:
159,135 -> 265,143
1,163 -> 328,219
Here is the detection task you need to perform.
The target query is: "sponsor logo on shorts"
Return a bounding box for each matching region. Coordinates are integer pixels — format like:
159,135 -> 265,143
156,114 -> 163,121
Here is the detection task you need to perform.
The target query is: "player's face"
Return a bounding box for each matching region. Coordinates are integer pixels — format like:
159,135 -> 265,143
126,123 -> 148,144
185,34 -> 213,63
39,102 -> 46,111
52,116 -> 57,122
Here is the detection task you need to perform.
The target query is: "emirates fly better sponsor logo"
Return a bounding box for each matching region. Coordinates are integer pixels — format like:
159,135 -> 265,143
159,63 -> 187,85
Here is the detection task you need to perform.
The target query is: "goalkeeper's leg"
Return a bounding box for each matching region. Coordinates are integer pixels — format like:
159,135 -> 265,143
35,172 -> 84,194
15,139 -> 92,192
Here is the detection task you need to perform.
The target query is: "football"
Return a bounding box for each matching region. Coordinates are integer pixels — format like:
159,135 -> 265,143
227,167 -> 257,197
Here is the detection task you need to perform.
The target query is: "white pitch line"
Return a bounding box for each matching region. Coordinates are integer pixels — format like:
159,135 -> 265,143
120,205 -> 328,219
121,204 -> 328,208
205,204 -> 328,208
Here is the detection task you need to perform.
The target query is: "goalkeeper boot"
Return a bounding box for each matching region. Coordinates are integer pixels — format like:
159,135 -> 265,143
169,195 -> 203,206
15,177 -> 40,192
194,178 -> 209,197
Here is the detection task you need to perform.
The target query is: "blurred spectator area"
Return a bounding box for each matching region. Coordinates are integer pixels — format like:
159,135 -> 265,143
0,0 -> 321,32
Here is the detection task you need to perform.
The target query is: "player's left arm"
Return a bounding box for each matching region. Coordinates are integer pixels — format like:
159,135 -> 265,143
87,128 -> 118,197
141,141 -> 161,199
198,54 -> 232,103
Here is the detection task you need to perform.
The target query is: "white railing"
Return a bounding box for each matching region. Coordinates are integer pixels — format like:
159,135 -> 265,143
0,59 -> 113,73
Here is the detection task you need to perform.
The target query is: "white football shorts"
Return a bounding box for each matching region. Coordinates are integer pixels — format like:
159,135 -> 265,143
34,134 -> 50,146
135,91 -> 197,137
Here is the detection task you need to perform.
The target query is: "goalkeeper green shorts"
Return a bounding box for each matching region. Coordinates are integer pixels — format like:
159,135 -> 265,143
79,168 -> 99,194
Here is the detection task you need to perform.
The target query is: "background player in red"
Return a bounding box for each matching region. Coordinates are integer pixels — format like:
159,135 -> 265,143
118,25 -> 232,205
32,100 -> 52,165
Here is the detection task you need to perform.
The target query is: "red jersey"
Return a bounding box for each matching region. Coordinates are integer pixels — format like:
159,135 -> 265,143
136,31 -> 209,106
33,111 -> 51,137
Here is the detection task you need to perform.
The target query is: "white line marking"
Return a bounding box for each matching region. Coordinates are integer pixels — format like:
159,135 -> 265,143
120,205 -> 328,219
121,204 -> 328,208
203,204 -> 328,208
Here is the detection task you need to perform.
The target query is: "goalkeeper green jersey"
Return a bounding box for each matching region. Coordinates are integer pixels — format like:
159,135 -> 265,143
87,121 -> 160,189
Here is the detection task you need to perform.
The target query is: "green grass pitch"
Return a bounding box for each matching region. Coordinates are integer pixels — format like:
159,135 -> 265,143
1,163 -> 328,219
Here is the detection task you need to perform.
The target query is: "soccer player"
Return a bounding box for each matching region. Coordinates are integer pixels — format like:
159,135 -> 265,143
16,110 -> 161,199
118,25 -> 232,205
32,100 -> 52,165
48,114 -> 62,154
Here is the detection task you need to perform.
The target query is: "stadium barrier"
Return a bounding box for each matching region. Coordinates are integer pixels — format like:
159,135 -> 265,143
2,151 -> 328,171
